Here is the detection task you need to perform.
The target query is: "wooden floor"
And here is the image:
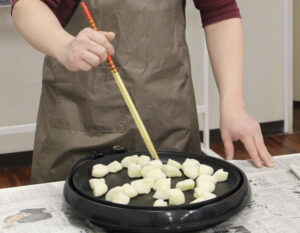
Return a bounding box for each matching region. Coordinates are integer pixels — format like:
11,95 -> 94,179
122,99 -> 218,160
0,104 -> 299,189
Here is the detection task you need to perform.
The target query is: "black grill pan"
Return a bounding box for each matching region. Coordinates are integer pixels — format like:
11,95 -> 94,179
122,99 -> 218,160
64,151 -> 251,232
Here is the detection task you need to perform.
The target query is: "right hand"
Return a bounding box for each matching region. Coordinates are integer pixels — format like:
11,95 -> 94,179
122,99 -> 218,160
58,27 -> 115,71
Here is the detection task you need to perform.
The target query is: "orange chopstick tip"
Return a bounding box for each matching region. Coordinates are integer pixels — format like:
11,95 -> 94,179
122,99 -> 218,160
81,2 -> 93,21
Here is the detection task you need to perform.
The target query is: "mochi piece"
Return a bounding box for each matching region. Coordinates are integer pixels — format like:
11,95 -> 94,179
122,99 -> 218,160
144,167 -> 166,179
197,175 -> 218,184
107,161 -> 122,173
89,178 -> 105,190
112,192 -> 130,205
153,178 -> 171,191
92,182 -> 108,197
121,155 -> 139,168
162,165 -> 182,177
122,184 -> 138,198
153,186 -> 170,200
128,163 -> 142,178
194,188 -> 203,199
213,169 -> 229,182
153,199 -> 168,207
190,197 -> 205,204
92,164 -> 109,178
176,179 -> 195,191
182,166 -> 199,179
196,180 -> 215,193
182,158 -> 200,168
167,159 -> 182,169
138,155 -> 151,167
201,190 -> 217,200
141,165 -> 155,177
105,186 -> 123,202
149,160 -> 163,169
199,164 -> 214,176
131,179 -> 151,194
169,189 -> 185,205
143,178 -> 155,189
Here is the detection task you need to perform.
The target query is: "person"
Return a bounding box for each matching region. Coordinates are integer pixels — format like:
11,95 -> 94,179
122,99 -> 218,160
11,0 -> 274,184
4,208 -> 52,223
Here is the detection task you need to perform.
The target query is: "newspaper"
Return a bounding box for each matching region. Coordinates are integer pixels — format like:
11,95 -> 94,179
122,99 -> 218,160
0,154 -> 299,233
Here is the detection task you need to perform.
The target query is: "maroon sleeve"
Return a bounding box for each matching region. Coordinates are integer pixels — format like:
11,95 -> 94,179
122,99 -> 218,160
11,0 -> 78,26
193,0 -> 241,27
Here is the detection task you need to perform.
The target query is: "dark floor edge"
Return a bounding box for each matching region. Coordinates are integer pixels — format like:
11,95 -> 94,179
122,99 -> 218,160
200,120 -> 284,144
0,120 -> 284,169
0,151 -> 32,170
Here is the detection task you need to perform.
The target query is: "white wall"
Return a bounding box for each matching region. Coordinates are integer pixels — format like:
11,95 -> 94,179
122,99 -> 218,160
0,1 -> 286,154
0,6 -> 43,154
186,0 -> 285,130
294,0 -> 300,101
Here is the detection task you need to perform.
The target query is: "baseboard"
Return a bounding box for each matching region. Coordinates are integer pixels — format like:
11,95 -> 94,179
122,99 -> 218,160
200,120 -> 284,144
0,120 -> 284,169
0,151 -> 32,169
294,101 -> 300,108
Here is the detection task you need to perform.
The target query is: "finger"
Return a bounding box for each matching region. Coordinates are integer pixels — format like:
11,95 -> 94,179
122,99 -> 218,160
222,133 -> 234,160
87,31 -> 115,55
102,31 -> 115,41
240,136 -> 262,168
253,130 -> 274,167
79,50 -> 101,67
86,40 -> 110,62
77,60 -> 92,71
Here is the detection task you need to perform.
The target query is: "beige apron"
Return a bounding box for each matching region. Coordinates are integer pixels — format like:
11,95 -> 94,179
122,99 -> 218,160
31,0 -> 201,184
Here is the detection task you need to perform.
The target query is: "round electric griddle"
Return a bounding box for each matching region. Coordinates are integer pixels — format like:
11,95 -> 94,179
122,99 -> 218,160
64,151 -> 251,232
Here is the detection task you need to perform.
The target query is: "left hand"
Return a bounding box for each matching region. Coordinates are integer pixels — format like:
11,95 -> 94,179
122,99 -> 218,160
220,106 -> 274,168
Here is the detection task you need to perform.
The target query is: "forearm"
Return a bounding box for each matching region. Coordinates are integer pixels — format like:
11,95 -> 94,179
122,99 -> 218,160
204,18 -> 245,110
12,0 -> 73,61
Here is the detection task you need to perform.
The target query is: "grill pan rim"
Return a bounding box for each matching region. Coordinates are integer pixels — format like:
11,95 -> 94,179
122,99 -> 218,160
70,151 -> 243,210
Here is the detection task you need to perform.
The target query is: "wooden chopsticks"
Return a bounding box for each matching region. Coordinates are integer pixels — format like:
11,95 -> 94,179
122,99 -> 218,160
80,2 -> 159,160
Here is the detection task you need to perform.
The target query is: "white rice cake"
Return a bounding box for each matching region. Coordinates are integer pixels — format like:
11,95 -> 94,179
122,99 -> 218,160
162,165 -> 182,177
196,180 -> 215,193
89,178 -> 105,190
190,197 -> 205,204
142,178 -> 155,189
182,158 -> 200,168
148,160 -> 163,169
167,159 -> 182,169
107,161 -> 122,173
112,192 -> 130,205
153,178 -> 171,191
176,179 -> 195,191
138,155 -> 151,167
199,164 -> 214,176
92,164 -> 109,178
131,179 -> 151,194
122,183 -> 138,198
128,163 -> 142,178
105,186 -> 123,202
144,167 -> 166,179
169,188 -> 185,205
201,190 -> 217,200
153,199 -> 168,207
121,155 -> 139,168
213,169 -> 229,182
197,174 -> 218,184
182,166 -> 199,179
153,186 -> 170,200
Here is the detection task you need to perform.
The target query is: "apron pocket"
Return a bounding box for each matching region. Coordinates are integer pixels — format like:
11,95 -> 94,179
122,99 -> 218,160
50,59 -> 127,133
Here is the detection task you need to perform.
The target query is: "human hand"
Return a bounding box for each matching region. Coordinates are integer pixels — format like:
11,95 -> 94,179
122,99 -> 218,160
57,28 -> 115,71
220,106 -> 274,168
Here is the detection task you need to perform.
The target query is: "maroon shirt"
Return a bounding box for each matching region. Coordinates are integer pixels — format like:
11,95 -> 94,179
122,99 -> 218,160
11,0 -> 240,27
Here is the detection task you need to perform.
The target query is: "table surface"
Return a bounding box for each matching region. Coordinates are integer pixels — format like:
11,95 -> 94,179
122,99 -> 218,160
0,153 -> 299,233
